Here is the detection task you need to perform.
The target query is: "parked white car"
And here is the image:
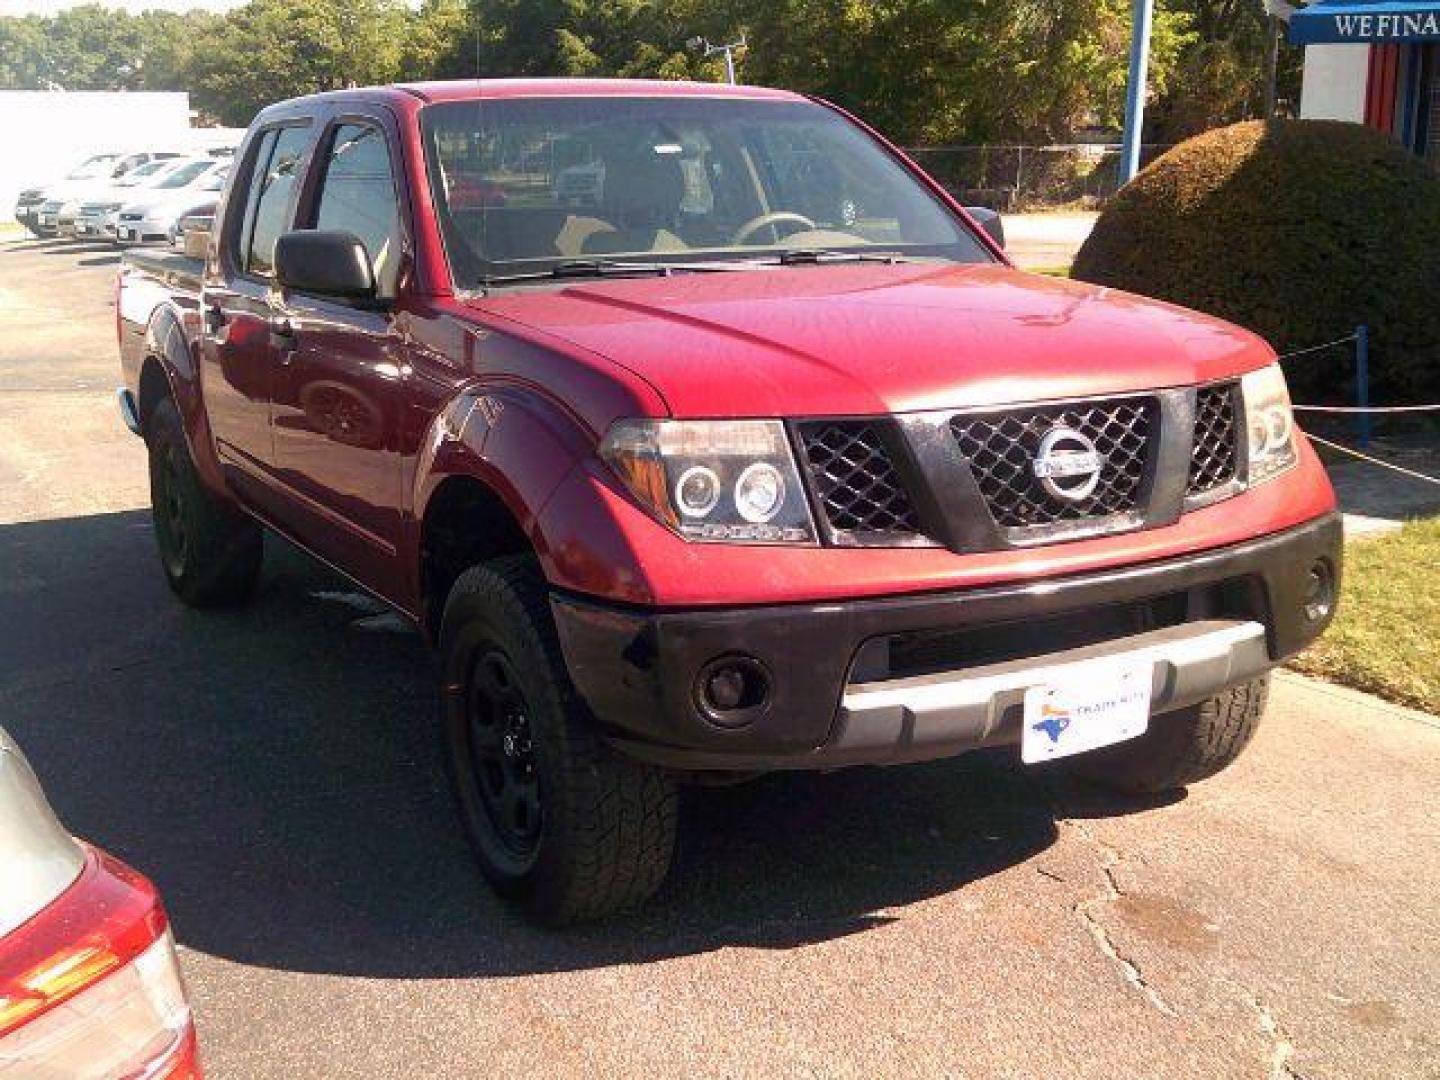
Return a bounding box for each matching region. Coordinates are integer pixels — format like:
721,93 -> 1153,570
113,162 -> 228,245
75,158 -> 227,240
45,159 -> 183,238
17,151 -> 178,237
0,727 -> 201,1076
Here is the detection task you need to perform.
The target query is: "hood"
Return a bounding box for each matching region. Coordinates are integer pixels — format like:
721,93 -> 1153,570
66,180 -> 148,208
121,189 -> 214,217
470,264 -> 1273,418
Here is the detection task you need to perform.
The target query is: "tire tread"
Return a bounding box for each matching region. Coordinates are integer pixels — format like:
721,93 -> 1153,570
442,557 -> 677,924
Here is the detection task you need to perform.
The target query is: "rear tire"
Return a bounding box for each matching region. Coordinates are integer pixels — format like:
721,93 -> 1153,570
1062,675 -> 1270,794
145,397 -> 262,607
440,556 -> 678,925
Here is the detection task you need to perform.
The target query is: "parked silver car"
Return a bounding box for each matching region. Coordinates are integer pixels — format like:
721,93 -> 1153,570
114,162 -> 228,245
74,158 -> 218,240
31,154 -> 184,238
0,728 -> 201,1075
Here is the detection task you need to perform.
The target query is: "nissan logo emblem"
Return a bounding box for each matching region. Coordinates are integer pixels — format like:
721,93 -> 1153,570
1032,427 -> 1105,503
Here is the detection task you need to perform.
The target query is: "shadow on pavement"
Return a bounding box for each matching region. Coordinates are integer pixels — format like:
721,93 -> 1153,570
0,509 -> 1175,979
3,238 -> 74,253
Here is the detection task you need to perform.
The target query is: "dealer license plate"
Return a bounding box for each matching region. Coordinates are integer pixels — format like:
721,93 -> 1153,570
1021,659 -> 1152,763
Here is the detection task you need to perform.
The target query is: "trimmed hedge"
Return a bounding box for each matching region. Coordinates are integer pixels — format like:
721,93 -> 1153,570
1072,120 -> 1440,404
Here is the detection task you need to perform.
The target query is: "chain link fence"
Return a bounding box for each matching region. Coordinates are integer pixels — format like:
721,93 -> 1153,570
904,144 -> 1175,211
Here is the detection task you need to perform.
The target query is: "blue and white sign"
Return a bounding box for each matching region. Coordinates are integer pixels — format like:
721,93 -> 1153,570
1290,1 -> 1440,44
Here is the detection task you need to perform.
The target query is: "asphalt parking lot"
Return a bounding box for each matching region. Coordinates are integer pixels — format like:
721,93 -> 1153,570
1,234 -> 1438,1079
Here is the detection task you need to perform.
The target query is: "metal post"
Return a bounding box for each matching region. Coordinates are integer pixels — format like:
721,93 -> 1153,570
1263,15 -> 1280,119
1355,325 -> 1371,448
1119,0 -> 1155,186
692,36 -> 745,84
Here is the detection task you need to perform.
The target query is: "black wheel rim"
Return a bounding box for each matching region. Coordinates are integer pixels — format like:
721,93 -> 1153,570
464,649 -> 543,859
156,443 -> 189,577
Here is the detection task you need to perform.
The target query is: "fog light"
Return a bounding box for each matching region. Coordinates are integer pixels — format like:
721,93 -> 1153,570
696,656 -> 770,725
1303,559 -> 1335,623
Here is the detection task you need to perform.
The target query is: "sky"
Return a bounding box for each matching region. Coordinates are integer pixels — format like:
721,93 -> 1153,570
0,1 -> 246,13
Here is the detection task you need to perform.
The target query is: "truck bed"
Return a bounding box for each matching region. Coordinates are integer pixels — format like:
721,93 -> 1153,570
121,249 -> 203,295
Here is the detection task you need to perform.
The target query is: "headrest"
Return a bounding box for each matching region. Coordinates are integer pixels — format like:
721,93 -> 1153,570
602,148 -> 685,228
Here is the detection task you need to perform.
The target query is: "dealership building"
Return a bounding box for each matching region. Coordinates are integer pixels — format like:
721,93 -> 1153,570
1293,0 -> 1440,162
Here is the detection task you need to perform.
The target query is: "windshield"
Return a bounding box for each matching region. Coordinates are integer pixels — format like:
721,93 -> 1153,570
156,161 -> 213,189
66,155 -> 119,180
420,96 -> 992,287
117,160 -> 170,187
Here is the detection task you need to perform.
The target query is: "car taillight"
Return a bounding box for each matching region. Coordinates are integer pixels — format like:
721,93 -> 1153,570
0,848 -> 201,1078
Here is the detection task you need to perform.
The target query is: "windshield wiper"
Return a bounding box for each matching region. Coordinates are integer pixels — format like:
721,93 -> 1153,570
482,258 -> 750,287
768,249 -> 918,266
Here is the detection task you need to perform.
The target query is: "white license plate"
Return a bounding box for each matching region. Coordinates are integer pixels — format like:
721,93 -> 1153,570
1021,659 -> 1152,763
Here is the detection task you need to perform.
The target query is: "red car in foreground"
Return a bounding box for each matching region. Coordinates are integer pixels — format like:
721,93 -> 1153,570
117,79 -> 1340,924
0,728 -> 200,1076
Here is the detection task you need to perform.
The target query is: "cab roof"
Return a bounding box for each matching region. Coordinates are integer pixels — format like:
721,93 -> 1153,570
268,78 -> 806,113
397,78 -> 805,103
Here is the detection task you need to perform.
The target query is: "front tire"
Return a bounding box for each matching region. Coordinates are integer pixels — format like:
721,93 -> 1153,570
145,397 -> 263,607
1062,675 -> 1270,794
440,557 -> 678,925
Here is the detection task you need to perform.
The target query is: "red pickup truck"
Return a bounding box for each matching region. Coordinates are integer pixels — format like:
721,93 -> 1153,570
117,79 -> 1340,924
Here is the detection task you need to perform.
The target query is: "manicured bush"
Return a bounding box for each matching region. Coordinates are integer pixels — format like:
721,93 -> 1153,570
1072,120 -> 1440,404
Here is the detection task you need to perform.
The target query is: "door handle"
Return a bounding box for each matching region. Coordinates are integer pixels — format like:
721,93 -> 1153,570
269,316 -> 297,363
204,304 -> 227,334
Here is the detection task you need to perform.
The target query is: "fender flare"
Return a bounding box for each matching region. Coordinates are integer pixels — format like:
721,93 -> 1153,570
410,382 -> 651,602
139,301 -> 231,501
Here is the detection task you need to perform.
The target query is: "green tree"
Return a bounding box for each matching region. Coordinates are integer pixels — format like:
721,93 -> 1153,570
188,0 -> 408,125
1149,1 -> 1303,141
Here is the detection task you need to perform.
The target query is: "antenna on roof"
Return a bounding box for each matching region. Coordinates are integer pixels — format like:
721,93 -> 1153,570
475,8 -> 487,292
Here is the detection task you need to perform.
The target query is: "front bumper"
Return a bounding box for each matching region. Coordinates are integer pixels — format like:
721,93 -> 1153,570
73,216 -> 110,238
551,512 -> 1342,771
114,217 -> 163,243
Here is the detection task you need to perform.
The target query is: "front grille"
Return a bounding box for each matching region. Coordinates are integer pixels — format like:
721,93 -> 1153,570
949,398 -> 1155,528
798,421 -> 923,541
1188,383 -> 1239,496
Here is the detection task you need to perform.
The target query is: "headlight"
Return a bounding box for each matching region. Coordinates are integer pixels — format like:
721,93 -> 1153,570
1241,364 -> 1298,484
599,419 -> 817,544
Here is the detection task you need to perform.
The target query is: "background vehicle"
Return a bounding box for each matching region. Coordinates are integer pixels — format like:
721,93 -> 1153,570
25,152 -> 183,238
0,727 -> 201,1077
116,164 -> 229,246
15,152 -> 150,236
79,158 -> 221,241
170,210 -> 217,252
117,80 -> 1340,926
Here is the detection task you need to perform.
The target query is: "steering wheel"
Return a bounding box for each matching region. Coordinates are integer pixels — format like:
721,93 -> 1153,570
730,211 -> 818,246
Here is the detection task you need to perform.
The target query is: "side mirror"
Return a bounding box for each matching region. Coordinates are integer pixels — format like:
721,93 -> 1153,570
965,206 -> 1005,250
275,230 -> 376,301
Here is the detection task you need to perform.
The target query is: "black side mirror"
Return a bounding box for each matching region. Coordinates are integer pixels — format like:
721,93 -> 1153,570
965,206 -> 1005,250
275,230 -> 376,301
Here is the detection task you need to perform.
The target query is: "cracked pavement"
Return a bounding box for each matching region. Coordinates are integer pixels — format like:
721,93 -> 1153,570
2,238 -> 1438,1078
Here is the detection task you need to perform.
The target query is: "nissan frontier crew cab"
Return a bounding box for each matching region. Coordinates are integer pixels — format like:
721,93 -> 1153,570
116,80 -> 1341,925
